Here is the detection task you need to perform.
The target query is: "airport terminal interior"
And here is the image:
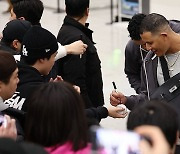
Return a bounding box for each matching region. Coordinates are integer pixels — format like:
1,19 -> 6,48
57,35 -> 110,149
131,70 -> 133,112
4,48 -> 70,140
1,0 -> 180,131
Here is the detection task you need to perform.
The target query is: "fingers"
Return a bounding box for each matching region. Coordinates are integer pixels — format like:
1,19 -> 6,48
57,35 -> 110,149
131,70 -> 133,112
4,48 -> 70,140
79,41 -> 87,54
49,76 -> 63,82
73,85 -> 81,94
83,43 -> 88,49
49,78 -> 53,82
110,91 -> 121,106
55,75 -> 63,82
116,107 -> 128,118
0,115 -> 17,140
117,112 -> 128,118
69,40 -> 88,55
107,106 -> 128,118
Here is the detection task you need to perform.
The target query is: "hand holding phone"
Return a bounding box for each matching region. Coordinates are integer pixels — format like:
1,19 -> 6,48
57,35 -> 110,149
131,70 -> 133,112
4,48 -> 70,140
0,115 -> 7,128
91,126 -> 141,154
0,115 -> 17,140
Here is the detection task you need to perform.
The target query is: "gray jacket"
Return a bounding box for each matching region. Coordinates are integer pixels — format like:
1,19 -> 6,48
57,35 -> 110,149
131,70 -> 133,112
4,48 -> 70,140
125,51 -> 158,110
124,20 -> 180,94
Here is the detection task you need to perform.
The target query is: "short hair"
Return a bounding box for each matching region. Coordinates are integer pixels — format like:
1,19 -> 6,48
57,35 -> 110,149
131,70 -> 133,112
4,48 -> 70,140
65,0 -> 89,17
127,100 -> 179,148
12,0 -> 44,25
127,13 -> 146,40
21,54 -> 52,66
25,82 -> 88,151
140,13 -> 169,35
0,51 -> 17,84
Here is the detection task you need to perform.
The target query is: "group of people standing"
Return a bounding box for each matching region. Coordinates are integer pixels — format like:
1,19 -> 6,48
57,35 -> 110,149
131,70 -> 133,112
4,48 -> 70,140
0,0 -> 180,153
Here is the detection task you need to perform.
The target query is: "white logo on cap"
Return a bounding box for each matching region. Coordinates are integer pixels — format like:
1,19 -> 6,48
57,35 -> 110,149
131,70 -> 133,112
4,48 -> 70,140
45,49 -> 50,53
22,45 -> 28,56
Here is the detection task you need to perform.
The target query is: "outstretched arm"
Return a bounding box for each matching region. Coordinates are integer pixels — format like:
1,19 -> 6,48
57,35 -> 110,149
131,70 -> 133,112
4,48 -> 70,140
55,41 -> 87,60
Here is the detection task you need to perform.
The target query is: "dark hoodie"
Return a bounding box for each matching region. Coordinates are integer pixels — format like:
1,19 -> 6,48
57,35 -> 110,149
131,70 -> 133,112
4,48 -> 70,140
4,62 -> 108,122
4,62 -> 44,112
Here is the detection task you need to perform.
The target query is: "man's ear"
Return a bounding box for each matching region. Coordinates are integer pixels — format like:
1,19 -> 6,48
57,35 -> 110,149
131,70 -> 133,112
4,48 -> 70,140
85,8 -> 89,16
176,131 -> 180,143
160,32 -> 168,38
39,58 -> 45,64
0,81 -> 3,93
12,40 -> 19,50
160,32 -> 168,41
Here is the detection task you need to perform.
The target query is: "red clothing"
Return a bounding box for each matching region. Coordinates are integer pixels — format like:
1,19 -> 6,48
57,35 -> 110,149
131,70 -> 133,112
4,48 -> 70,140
45,142 -> 91,154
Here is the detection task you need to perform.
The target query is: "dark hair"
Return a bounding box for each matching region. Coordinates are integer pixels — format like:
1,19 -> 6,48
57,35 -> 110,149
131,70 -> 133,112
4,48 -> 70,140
65,0 -> 89,18
21,54 -> 52,66
140,13 -> 169,35
127,100 -> 179,148
127,13 -> 146,40
0,51 -> 17,84
12,0 -> 44,25
25,82 -> 88,151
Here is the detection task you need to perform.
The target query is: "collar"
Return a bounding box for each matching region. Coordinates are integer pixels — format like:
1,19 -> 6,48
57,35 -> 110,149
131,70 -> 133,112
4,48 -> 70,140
63,16 -> 95,43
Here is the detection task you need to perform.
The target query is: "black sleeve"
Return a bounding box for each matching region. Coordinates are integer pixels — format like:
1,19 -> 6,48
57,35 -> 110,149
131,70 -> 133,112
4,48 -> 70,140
124,40 -> 142,94
57,32 -> 95,108
85,106 -> 108,122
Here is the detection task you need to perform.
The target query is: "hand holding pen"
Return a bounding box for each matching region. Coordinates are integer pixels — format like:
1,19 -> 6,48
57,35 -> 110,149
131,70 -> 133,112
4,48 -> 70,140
110,81 -> 127,106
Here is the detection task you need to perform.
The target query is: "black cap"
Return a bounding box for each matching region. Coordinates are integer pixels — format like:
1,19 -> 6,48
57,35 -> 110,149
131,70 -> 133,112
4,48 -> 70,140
2,19 -> 32,43
21,26 -> 58,59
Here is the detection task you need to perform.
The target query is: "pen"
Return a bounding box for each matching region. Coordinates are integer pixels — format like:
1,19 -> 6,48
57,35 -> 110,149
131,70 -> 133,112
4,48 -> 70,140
112,81 -> 117,92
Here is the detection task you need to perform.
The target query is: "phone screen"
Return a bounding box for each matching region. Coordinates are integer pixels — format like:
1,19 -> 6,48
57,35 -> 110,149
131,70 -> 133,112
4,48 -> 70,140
91,126 -> 141,154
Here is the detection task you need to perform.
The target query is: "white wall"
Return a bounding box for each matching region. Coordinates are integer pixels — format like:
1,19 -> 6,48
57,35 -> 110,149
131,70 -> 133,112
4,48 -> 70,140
42,0 -> 180,20
150,0 -> 180,20
42,0 -> 110,10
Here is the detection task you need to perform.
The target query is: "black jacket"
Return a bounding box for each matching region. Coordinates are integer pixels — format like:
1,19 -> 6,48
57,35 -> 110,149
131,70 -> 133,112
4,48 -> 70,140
5,62 -> 44,112
124,20 -> 180,94
56,16 -> 104,108
4,62 -> 108,121
124,40 -> 147,94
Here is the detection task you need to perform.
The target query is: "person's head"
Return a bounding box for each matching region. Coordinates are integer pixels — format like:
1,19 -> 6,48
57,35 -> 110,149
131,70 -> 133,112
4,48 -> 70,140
1,19 -> 31,52
128,13 -> 148,50
25,82 -> 88,151
65,0 -> 89,19
128,13 -> 146,45
140,13 -> 173,56
21,26 -> 58,75
127,100 -> 179,153
0,51 -> 19,100
10,0 -> 44,25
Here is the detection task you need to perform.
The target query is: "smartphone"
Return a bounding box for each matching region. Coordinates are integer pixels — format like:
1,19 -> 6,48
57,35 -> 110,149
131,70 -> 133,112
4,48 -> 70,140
0,115 -> 7,128
91,126 -> 142,154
